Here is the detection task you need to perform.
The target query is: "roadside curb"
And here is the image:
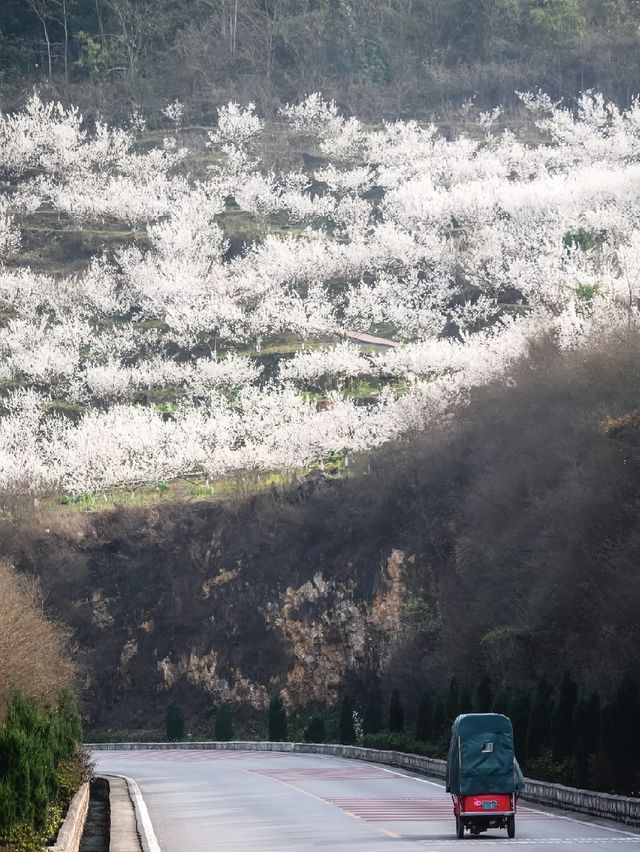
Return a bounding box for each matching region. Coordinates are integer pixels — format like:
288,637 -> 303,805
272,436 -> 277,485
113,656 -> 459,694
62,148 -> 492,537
103,773 -> 160,852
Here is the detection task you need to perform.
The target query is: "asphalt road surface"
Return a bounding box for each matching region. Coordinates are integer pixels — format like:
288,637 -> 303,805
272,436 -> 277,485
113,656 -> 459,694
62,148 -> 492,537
94,749 -> 640,851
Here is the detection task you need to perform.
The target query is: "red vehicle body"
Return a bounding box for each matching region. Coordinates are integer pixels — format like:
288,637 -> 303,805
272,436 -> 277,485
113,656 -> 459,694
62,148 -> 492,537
452,792 -> 516,839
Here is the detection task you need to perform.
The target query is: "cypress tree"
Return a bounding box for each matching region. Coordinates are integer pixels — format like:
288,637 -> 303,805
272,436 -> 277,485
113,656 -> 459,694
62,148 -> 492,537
432,698 -> 446,740
0,691 -> 84,841
526,676 -> 554,760
552,671 -> 578,761
304,716 -> 326,743
492,689 -> 509,716
388,689 -> 404,733
445,677 -> 460,724
362,680 -> 383,735
55,690 -> 82,761
415,690 -> 432,742
339,696 -> 357,745
214,705 -> 234,741
0,778 -> 16,836
165,703 -> 185,741
459,685 -> 473,715
603,674 -> 640,794
508,691 -> 531,766
476,674 -> 493,713
575,690 -> 601,789
268,694 -> 288,741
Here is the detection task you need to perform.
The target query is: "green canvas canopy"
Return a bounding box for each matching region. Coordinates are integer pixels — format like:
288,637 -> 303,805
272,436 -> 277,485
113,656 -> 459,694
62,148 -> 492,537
446,713 -> 521,795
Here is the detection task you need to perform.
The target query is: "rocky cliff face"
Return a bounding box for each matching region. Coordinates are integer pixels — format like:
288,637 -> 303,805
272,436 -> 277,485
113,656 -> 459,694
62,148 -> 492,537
0,486 -> 419,732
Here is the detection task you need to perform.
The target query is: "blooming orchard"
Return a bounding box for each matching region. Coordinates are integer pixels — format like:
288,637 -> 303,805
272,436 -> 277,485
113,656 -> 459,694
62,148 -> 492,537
0,92 -> 639,495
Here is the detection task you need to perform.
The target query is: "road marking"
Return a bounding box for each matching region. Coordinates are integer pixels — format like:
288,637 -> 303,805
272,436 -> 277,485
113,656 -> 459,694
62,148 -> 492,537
378,765 -> 446,789
460,840 -> 640,845
323,796 -> 545,821
251,765 -> 391,781
107,773 -> 161,852
374,765 -> 640,838
377,827 -> 400,838
273,776 -> 335,807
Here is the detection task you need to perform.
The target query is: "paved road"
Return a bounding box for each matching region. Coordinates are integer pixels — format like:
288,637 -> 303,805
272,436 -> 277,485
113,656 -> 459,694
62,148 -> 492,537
94,749 -> 640,851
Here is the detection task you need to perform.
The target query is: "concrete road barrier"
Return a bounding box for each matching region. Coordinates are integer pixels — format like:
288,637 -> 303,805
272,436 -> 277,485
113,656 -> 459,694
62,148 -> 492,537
47,782 -> 90,852
88,741 -> 640,826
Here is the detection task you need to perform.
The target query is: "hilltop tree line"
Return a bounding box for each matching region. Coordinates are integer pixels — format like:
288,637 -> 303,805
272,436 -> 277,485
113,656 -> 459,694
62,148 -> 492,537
1,0 -> 640,119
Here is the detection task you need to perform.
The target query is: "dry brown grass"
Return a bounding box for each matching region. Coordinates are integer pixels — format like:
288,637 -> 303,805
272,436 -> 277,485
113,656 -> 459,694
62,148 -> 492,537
0,561 -> 75,722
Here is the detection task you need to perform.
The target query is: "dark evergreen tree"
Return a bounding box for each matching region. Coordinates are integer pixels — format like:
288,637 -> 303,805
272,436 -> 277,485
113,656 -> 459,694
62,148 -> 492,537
445,677 -> 460,724
432,698 -> 446,740
304,715 -> 326,743
268,694 -> 288,742
603,674 -> 640,794
526,676 -> 554,761
492,689 -> 509,716
362,680 -> 383,735
214,705 -> 234,741
165,702 -> 185,741
508,691 -> 531,766
339,696 -> 357,745
0,691 -> 84,838
476,673 -> 493,713
575,690 -> 602,789
388,689 -> 404,733
552,671 -> 578,761
415,690 -> 432,741
459,685 -> 473,714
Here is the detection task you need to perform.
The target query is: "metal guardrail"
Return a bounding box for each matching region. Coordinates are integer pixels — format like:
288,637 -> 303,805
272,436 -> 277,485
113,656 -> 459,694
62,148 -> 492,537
87,740 -> 640,826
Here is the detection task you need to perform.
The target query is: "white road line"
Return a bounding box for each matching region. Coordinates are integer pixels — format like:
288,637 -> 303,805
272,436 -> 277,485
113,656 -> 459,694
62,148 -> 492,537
378,765 -> 445,789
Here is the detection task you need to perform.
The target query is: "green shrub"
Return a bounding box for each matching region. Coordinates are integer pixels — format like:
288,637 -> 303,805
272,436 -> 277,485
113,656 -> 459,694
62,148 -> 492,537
562,228 -> 602,252
573,282 -> 600,302
361,731 -> 444,759
338,697 -> 356,745
268,695 -> 288,741
214,705 -> 234,741
165,703 -> 185,741
304,716 -> 326,743
388,690 -> 404,733
525,750 -> 574,785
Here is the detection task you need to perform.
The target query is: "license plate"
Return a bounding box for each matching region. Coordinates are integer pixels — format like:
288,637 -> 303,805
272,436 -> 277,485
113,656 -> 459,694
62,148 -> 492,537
482,801 -> 498,810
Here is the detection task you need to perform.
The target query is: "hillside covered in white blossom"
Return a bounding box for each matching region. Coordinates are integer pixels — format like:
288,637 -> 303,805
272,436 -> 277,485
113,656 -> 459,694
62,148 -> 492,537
1,91 -> 639,498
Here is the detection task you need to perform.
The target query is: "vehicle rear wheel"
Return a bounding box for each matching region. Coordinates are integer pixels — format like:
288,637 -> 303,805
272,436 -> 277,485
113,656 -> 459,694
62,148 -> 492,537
507,815 -> 515,838
456,815 -> 465,839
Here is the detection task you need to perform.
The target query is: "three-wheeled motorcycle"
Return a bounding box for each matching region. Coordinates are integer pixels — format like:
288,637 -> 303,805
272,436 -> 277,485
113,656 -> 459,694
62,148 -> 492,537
446,713 -> 525,839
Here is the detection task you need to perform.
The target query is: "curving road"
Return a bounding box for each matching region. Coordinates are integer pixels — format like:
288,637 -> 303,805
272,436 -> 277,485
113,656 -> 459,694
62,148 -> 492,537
94,749 -> 640,850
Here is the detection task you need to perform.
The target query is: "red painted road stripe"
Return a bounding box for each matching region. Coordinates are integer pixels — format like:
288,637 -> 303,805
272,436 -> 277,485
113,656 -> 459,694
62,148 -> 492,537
325,798 -> 550,822
252,767 -> 391,781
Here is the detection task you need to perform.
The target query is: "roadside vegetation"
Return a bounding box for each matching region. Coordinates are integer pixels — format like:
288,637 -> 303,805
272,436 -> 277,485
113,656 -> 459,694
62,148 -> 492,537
0,563 -> 88,851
